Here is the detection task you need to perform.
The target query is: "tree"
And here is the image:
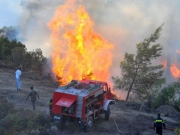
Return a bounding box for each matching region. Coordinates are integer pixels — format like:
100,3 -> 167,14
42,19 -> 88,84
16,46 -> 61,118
12,47 -> 26,67
23,48 -> 44,75
152,79 -> 180,111
112,24 -> 165,101
0,37 -> 25,60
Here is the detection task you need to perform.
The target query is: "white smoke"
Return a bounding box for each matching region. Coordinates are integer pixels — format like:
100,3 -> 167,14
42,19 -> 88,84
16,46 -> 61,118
14,0 -> 180,83
80,0 -> 180,79
17,0 -> 65,56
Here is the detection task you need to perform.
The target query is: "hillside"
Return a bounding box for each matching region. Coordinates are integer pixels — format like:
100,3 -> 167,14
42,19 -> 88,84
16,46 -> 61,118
0,68 -> 180,135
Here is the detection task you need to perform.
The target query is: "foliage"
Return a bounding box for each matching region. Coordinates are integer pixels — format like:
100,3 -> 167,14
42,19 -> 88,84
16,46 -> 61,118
0,37 -> 46,76
0,98 -> 15,120
0,37 -> 25,60
175,128 -> 180,135
12,47 -> 26,67
112,24 -> 165,101
0,99 -> 52,135
152,79 -> 180,111
19,48 -> 45,74
27,48 -> 44,75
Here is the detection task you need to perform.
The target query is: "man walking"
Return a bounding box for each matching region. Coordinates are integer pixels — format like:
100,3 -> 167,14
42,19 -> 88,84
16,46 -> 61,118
154,113 -> 166,135
15,67 -> 22,90
26,86 -> 39,111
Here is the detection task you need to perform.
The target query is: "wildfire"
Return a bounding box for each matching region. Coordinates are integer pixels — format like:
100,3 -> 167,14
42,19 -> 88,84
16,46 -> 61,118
169,49 -> 180,78
170,63 -> 180,78
48,0 -> 114,85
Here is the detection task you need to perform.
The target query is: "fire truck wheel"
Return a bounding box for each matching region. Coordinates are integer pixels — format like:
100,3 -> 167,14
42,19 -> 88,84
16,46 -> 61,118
105,105 -> 110,120
84,116 -> 93,132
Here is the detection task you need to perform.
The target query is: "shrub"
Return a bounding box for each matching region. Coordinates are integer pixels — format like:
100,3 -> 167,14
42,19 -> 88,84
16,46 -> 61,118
175,128 -> 180,135
0,99 -> 52,135
0,98 -> 14,119
12,47 -> 26,67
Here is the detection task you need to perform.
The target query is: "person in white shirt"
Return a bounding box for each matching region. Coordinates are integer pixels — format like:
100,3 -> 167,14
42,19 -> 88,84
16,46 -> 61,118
15,67 -> 22,90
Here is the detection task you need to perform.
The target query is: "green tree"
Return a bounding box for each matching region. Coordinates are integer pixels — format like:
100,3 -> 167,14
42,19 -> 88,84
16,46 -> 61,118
112,24 -> 165,101
12,47 -> 26,67
29,48 -> 44,74
0,37 -> 25,60
152,79 -> 180,111
21,48 -> 44,75
0,37 -> 10,60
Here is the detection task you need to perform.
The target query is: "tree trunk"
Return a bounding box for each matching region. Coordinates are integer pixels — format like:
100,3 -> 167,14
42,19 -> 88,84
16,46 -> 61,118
125,81 -> 134,101
125,65 -> 139,101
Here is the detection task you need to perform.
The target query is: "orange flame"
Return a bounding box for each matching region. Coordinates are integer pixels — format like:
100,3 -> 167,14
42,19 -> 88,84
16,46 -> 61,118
170,63 -> 180,78
48,0 -> 114,85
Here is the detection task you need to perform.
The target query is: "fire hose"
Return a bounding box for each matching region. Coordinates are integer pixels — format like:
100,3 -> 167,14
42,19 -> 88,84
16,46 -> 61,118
111,115 -> 176,135
111,116 -> 125,135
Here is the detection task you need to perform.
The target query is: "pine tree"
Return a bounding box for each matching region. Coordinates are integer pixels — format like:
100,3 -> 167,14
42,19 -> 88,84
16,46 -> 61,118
112,24 -> 165,101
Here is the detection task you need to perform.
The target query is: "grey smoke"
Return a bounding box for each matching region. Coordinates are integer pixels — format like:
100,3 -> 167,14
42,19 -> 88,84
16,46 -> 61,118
4,0 -> 180,83
81,0 -> 180,84
0,26 -> 18,41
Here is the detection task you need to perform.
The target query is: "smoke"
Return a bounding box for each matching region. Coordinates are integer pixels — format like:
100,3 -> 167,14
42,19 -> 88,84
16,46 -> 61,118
17,0 -> 66,56
81,0 -> 179,75
2,0 -> 179,85
0,26 -> 18,41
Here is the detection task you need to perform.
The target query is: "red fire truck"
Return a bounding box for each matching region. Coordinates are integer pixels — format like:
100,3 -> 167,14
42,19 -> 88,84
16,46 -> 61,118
51,79 -> 115,132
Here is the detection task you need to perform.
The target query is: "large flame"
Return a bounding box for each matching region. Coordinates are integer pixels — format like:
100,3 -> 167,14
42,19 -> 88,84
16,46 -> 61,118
170,63 -> 180,78
170,50 -> 180,78
48,0 -> 114,85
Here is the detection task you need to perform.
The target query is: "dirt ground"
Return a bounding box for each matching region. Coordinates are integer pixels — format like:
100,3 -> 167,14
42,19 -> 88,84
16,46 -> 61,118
0,68 -> 180,135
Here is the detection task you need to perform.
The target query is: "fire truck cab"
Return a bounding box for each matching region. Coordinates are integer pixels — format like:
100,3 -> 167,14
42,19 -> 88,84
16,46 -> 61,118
51,79 -> 115,132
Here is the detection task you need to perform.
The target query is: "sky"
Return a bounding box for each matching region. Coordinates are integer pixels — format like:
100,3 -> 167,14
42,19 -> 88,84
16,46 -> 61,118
0,0 -> 22,27
0,0 -> 180,82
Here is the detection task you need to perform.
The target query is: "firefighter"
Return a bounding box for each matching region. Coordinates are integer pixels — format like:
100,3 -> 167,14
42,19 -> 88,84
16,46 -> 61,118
26,86 -> 39,111
49,99 -> 53,121
154,113 -> 166,135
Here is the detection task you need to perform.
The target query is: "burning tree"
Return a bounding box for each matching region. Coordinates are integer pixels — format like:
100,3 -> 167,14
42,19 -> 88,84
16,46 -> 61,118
112,24 -> 165,101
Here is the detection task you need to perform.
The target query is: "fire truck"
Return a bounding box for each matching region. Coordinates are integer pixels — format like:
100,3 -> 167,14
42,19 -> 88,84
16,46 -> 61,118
51,79 -> 115,132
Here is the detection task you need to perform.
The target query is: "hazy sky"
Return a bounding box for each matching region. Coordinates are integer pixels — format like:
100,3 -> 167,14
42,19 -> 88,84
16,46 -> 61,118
0,0 -> 22,27
0,0 -> 180,79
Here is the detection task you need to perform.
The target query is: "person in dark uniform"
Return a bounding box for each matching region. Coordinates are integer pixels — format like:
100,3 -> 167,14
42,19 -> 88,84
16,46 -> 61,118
26,86 -> 39,111
49,99 -> 53,121
154,114 -> 166,135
